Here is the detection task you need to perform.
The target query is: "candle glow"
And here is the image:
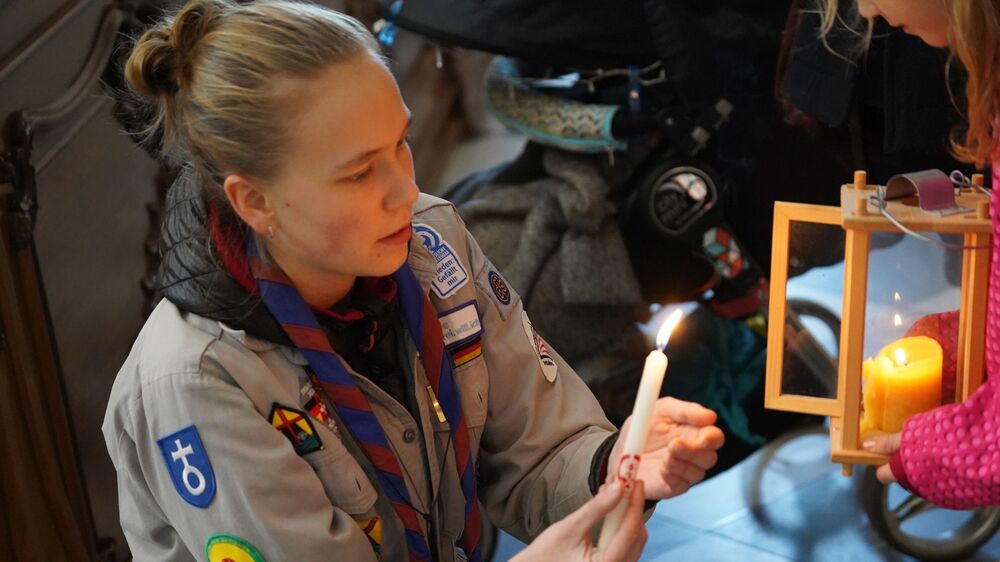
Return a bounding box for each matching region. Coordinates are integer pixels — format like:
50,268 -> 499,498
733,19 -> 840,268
861,336 -> 942,434
656,308 -> 684,350
893,347 -> 908,367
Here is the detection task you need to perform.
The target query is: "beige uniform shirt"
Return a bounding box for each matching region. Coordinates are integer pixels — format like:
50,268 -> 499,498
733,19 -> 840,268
103,194 -> 616,561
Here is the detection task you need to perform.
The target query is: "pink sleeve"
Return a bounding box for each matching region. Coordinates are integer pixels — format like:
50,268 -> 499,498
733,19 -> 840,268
891,374 -> 1000,509
889,159 -> 1000,509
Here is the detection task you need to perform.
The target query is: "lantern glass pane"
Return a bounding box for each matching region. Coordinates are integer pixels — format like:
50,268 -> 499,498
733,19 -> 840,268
859,231 -> 960,435
779,221 -> 844,400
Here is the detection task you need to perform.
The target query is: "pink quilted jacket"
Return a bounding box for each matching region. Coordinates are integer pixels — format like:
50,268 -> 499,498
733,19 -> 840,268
889,165 -> 1000,509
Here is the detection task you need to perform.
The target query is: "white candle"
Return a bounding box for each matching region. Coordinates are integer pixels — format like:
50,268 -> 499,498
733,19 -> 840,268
597,309 -> 682,547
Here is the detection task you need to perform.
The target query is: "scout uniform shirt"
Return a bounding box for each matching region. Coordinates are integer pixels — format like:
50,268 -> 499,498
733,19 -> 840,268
102,194 -> 616,561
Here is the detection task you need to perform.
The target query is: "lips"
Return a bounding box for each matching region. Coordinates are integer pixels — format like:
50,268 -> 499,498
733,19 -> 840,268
379,223 -> 412,244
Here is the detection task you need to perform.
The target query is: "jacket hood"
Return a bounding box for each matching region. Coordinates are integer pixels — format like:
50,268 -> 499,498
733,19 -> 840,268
155,167 -> 292,345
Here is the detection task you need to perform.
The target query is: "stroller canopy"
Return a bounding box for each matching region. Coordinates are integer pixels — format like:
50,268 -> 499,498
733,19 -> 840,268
379,0 -> 657,68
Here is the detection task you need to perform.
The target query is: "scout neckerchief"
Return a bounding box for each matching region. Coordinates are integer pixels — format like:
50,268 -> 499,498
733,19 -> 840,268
246,237 -> 482,562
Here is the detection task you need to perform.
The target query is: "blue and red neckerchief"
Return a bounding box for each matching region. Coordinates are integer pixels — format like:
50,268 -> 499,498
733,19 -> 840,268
244,234 -> 482,562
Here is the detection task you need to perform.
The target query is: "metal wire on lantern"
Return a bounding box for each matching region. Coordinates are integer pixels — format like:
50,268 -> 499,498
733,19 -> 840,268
868,169 -> 992,250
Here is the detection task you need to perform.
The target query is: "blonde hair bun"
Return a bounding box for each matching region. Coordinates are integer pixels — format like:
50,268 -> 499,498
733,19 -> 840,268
120,0 -> 381,190
125,0 -> 224,99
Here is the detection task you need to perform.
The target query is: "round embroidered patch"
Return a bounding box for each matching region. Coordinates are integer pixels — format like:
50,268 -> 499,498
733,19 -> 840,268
488,270 -> 511,305
206,534 -> 265,562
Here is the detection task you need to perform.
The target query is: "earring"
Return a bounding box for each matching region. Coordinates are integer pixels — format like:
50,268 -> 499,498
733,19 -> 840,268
267,225 -> 276,238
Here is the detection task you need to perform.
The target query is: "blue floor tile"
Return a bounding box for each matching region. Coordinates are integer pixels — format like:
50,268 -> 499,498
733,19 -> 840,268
642,533 -> 795,562
712,472 -> 909,562
640,516 -> 704,559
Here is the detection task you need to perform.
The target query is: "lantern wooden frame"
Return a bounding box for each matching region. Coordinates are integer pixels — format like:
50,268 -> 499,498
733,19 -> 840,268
765,171 -> 992,474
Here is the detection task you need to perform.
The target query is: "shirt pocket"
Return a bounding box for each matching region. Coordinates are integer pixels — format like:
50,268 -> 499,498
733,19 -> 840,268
452,355 -> 489,429
302,440 -> 378,516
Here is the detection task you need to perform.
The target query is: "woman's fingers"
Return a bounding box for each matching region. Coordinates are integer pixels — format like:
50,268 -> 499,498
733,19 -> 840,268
652,397 -> 717,427
601,479 -> 648,562
563,481 -> 624,530
668,439 -> 719,471
661,474 -> 693,497
661,457 -> 706,488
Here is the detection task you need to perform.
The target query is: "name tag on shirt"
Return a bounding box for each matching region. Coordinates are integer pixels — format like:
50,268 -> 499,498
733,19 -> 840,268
439,301 -> 483,348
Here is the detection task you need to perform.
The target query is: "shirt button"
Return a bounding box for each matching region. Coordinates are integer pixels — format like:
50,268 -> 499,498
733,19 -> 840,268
403,428 -> 417,443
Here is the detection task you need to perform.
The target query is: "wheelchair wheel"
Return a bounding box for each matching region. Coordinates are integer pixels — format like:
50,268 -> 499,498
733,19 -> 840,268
858,465 -> 1000,560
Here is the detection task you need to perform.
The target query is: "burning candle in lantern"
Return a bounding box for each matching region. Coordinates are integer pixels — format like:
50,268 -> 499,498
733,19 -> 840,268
598,308 -> 684,547
860,335 -> 943,434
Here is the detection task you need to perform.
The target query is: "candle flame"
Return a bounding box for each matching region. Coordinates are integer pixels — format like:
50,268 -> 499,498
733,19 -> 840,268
893,347 -> 908,367
656,309 -> 684,350
893,314 -> 902,327
894,292 -> 902,302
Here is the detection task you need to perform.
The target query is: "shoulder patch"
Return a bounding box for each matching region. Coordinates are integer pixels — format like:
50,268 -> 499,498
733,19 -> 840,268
521,311 -> 558,382
269,403 -> 323,455
487,270 -> 511,306
206,534 -> 265,562
157,425 -> 216,508
413,224 -> 470,298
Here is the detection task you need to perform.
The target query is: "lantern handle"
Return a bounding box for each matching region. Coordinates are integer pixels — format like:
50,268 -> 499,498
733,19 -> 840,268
870,193 -> 991,250
865,169 -> 992,250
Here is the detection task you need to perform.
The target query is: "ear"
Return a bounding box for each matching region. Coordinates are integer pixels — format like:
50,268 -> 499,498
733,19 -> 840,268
223,173 -> 274,236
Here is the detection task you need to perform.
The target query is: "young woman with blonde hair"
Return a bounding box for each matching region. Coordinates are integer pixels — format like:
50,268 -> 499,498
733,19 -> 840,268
101,1 -> 724,560
821,0 -> 1000,508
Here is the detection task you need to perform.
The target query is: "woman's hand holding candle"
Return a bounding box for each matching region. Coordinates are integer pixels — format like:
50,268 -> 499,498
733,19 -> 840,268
597,397 -> 723,549
607,397 -> 725,499
597,309 -> 724,548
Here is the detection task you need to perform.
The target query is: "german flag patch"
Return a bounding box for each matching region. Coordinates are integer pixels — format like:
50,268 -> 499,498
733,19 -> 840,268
451,336 -> 483,368
269,403 -> 323,455
301,385 -> 330,424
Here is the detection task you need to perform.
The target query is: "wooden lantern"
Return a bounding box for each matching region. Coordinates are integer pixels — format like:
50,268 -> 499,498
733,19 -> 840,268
765,170 -> 992,475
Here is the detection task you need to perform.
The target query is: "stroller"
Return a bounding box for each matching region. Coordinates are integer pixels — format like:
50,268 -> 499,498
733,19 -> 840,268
379,0 -> 834,470
375,0 -> 1000,559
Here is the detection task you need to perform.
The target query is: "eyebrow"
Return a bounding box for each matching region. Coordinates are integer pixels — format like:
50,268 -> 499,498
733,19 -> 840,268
336,116 -> 413,171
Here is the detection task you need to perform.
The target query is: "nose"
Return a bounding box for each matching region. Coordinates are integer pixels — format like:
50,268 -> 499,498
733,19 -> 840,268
388,175 -> 419,210
384,153 -> 419,211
